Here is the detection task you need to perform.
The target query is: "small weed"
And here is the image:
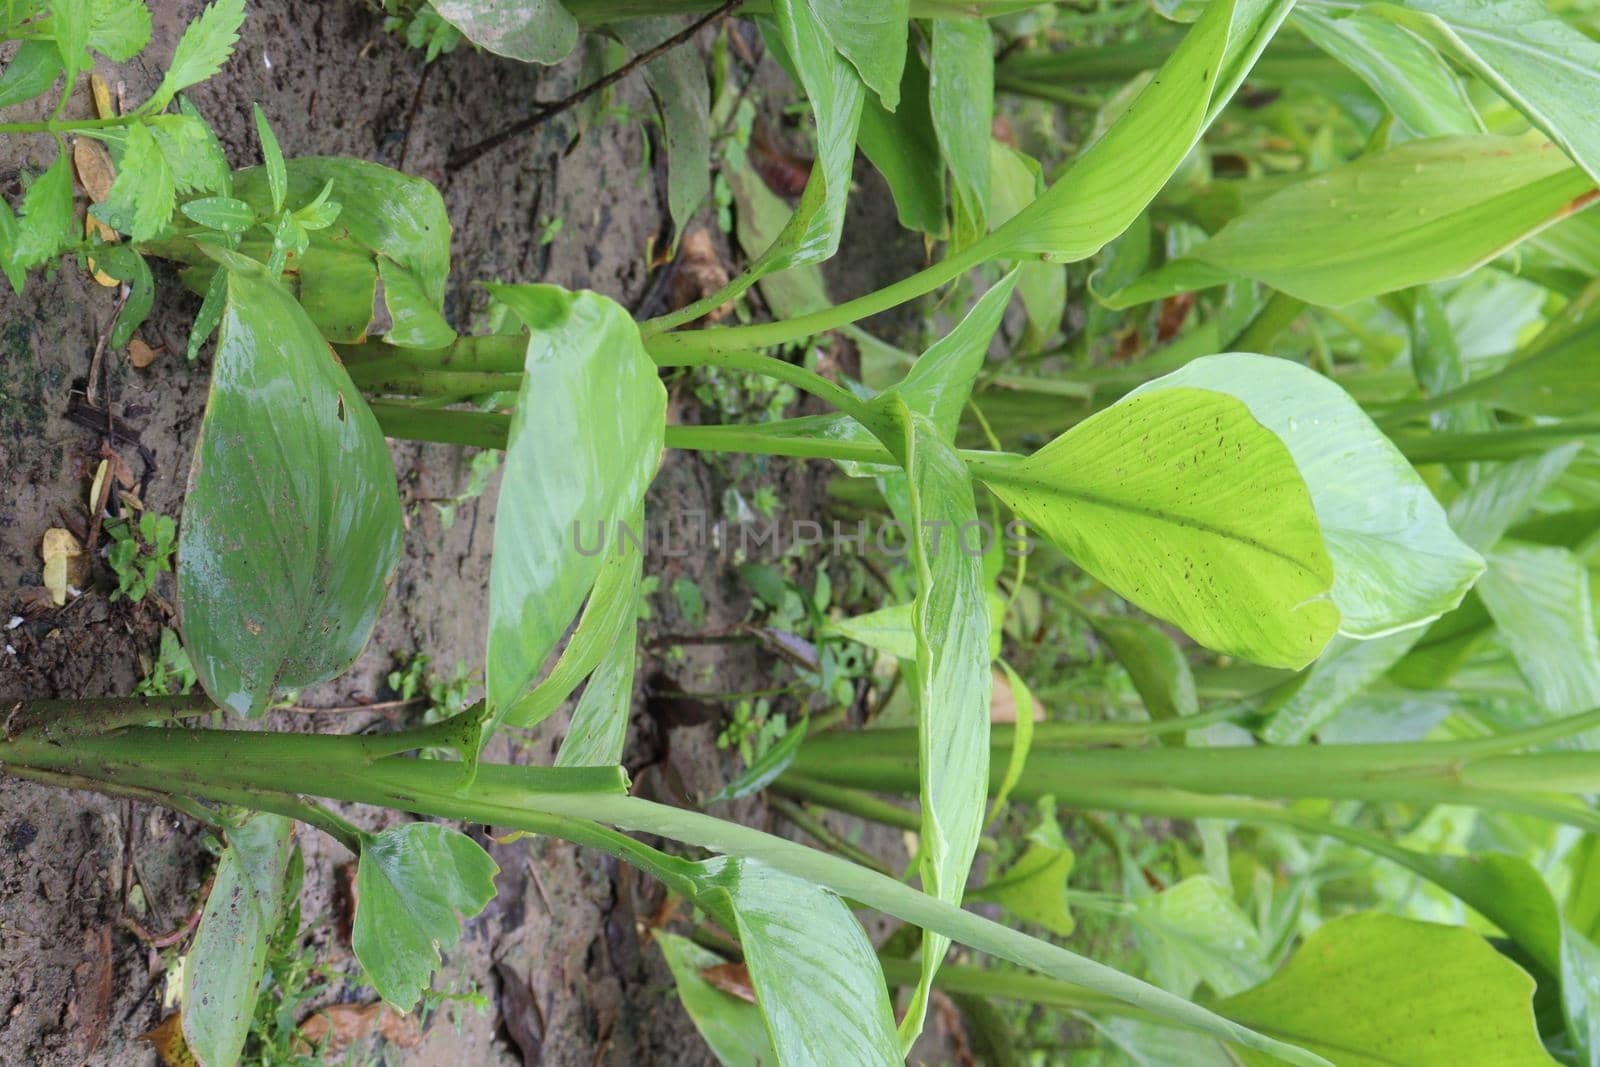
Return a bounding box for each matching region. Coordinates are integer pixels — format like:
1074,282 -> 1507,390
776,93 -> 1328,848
106,511 -> 176,603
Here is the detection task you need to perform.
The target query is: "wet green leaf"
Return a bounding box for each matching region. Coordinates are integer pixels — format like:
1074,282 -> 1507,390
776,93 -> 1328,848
177,251 -> 403,715
148,0 -> 244,112
655,933 -> 776,1066
92,123 -> 174,241
353,822 -> 499,1012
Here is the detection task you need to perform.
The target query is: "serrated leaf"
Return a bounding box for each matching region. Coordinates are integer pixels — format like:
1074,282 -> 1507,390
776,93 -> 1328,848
980,387 -> 1339,669
149,113 -> 229,195
91,123 -> 174,241
88,0 -> 151,61
51,0 -> 91,80
11,151 -> 75,276
177,251 -> 403,715
1218,913 -> 1553,1066
182,813 -> 293,1067
147,0 -> 244,113
430,0 -> 577,64
484,286 -> 665,744
353,823 -> 499,1012
1132,354 -> 1484,637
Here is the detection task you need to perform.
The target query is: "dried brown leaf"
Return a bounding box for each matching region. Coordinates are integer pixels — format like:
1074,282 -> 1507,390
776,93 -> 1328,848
700,961 -> 757,1004
297,1003 -> 421,1055
128,337 -> 159,369
140,1012 -> 198,1066
73,137 -> 116,202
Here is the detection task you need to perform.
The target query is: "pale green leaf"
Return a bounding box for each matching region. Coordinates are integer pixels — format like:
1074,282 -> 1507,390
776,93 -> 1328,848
655,933 -> 776,1066
968,802 -> 1075,937
182,813 -> 294,1067
353,822 -> 499,1011
930,17 -> 992,247
12,151 -> 75,274
1133,354 -> 1484,637
1478,541 -> 1600,714
377,258 -> 457,349
430,0 -> 577,64
980,388 -> 1339,669
1218,913 -> 1554,1066
553,590 -> 641,768
617,19 -> 709,247
1448,444 -> 1581,551
177,252 -> 403,715
89,0 -> 151,61
485,286 -> 665,742
0,40 -> 63,109
1134,876 -> 1268,998
91,123 -> 173,241
802,0 -> 907,110
148,112 -> 229,195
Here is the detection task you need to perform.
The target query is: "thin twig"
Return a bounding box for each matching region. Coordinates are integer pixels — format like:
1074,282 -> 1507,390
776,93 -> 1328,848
84,289 -> 129,409
120,877 -> 213,949
447,0 -> 743,170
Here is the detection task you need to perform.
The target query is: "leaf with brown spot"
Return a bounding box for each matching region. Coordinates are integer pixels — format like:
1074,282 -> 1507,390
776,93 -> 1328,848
140,1012 -> 199,1067
700,961 -> 757,1004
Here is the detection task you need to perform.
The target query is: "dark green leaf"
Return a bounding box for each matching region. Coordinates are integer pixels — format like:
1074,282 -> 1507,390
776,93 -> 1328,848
857,47 -> 945,237
353,822 -> 499,1011
12,151 -> 75,275
1090,614 -> 1198,731
92,244 -> 153,349
0,40 -> 63,109
708,718 -> 809,803
801,0 -> 906,109
177,251 -> 403,715
186,265 -> 226,361
617,19 -> 710,248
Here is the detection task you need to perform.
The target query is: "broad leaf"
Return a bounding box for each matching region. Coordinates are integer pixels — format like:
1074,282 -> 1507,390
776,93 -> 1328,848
857,48 -> 945,237
693,857 -> 899,1066
1293,7 -> 1479,137
485,286 -> 665,742
980,388 -> 1339,669
968,802 -> 1075,936
1448,444 -> 1581,551
1218,913 -> 1553,1066
1111,136 -> 1594,307
1478,541 -> 1600,714
1089,614 -> 1198,732
1133,876 -> 1268,998
1373,0 -> 1600,183
353,822 -> 499,1011
993,0 -> 1296,261
875,400 -> 991,1046
430,0 -> 577,64
182,813 -> 293,1067
802,0 -> 907,110
1132,354 -> 1484,637
178,252 -> 403,716
92,123 -> 174,241
0,40 -> 63,109
655,933 -> 776,1066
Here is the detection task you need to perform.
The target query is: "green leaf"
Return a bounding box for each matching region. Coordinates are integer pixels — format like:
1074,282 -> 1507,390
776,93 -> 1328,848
987,660 -> 1036,820
1217,913 -> 1553,1066
1133,875 -> 1268,998
1089,614 -> 1198,731
930,17 -> 992,246
149,112 -> 229,195
180,195 -> 256,232
1132,354 -> 1484,637
1448,444 -> 1581,551
484,286 -> 665,742
1262,631 -> 1422,743
875,400 -> 990,1047
92,244 -> 153,349
554,605 -> 641,768
377,258 -> 457,348
353,822 -> 499,1012
177,251 -> 403,715
708,717 -> 809,802
50,0 -> 90,80
992,0 -> 1296,261
616,20 -> 709,249
825,601 -> 917,660
1375,0 -> 1600,183
857,47 -> 945,237
91,123 -> 174,241
968,801 -> 1075,936
11,151 -> 74,276
655,933 -> 777,1066
148,0 -> 244,113
186,266 -> 226,360
508,519 -> 642,730
430,0 -> 577,64
1110,136 -> 1593,308
980,387 -> 1339,669
0,40 -> 64,109
802,0 -> 907,110
181,813 -> 293,1067
253,104 -> 286,214
988,141 -> 1066,345
88,0 -> 151,61
693,857 -> 900,1066
1292,7 -> 1479,137
1477,541 -> 1600,714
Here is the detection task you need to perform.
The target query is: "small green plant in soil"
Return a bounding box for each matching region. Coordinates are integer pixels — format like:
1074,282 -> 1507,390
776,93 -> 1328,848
8,0 -> 1600,1064
105,510 -> 176,603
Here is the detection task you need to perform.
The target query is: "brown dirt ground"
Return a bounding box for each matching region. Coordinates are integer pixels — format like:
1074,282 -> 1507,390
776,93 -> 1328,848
0,3 -> 963,1065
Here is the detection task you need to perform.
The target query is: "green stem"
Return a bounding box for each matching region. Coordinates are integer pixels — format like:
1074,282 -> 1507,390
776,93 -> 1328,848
1228,291 -> 1308,353
643,236 -> 1000,354
768,795 -> 893,875
4,691 -> 216,740
0,115 -> 133,134
774,774 -> 998,854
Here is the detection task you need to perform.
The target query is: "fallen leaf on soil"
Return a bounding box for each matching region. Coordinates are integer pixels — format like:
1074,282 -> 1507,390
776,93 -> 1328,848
700,962 -> 757,1003
68,925 -> 113,1057
42,528 -> 87,606
128,336 -> 159,369
296,1002 -> 421,1054
85,215 -> 119,287
494,961 -> 545,1067
666,228 -> 733,324
101,441 -> 137,489
87,459 -> 109,517
89,73 -> 115,120
73,137 -> 116,202
140,1012 -> 198,1066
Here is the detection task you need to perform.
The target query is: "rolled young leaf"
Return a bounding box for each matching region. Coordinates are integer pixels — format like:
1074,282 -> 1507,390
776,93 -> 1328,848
978,387 -> 1340,669
483,285 -> 666,745
177,250 -> 403,716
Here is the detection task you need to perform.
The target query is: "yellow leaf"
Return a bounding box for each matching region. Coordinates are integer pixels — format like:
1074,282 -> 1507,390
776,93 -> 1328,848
85,215 -> 119,288
42,528 -> 86,607
89,74 -> 115,120
88,459 -> 109,516
73,137 -> 115,202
